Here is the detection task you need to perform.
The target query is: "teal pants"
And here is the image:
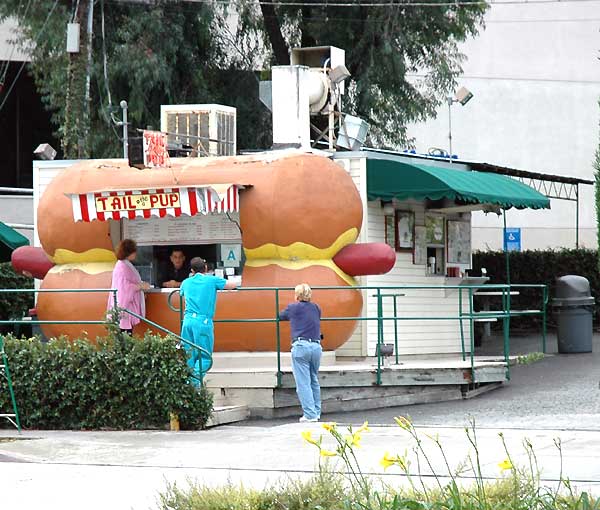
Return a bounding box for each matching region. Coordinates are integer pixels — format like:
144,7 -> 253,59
181,315 -> 214,384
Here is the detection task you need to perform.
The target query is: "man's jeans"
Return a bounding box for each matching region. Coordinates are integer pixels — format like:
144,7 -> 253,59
291,340 -> 322,419
181,315 -> 214,386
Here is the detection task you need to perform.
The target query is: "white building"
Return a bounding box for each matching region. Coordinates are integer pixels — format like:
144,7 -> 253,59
406,1 -> 600,250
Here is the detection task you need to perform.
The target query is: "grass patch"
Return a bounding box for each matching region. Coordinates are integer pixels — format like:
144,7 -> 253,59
517,352 -> 546,365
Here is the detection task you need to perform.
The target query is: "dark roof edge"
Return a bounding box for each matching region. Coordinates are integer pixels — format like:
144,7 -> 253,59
362,148 -> 594,186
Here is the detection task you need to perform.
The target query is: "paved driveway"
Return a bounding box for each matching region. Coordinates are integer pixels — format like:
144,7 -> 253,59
253,332 -> 600,431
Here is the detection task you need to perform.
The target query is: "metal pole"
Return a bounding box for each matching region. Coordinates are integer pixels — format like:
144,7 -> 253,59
82,0 -> 94,157
503,209 -> 511,286
275,289 -> 282,388
576,184 -> 579,248
542,286 -> 548,354
393,295 -> 399,365
468,288 -> 475,382
120,100 -> 128,158
376,288 -> 382,386
447,97 -> 453,163
459,288 -> 466,361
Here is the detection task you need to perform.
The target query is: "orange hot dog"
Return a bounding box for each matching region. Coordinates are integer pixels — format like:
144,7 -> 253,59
22,152 -> 394,351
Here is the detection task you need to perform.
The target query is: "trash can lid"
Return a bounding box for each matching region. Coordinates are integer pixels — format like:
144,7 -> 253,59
555,275 -> 592,299
552,296 -> 595,307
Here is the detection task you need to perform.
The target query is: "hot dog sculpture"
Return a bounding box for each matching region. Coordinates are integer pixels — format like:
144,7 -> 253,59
13,152 -> 395,351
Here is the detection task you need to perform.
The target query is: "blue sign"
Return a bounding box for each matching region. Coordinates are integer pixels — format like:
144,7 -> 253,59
504,228 -> 521,252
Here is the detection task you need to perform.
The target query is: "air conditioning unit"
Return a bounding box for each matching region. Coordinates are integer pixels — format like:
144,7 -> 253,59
160,104 -> 236,157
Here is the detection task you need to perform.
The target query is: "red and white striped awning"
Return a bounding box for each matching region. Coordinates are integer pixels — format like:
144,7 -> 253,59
69,185 -> 240,222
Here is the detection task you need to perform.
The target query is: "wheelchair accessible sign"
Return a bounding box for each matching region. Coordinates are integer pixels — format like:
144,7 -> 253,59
504,228 -> 521,252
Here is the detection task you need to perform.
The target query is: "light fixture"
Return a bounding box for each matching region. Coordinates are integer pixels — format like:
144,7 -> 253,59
447,86 -> 474,163
33,143 -> 57,161
454,86 -> 473,106
382,202 -> 395,215
329,65 -> 351,85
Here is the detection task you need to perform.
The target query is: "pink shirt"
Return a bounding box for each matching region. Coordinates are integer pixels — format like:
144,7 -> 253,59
107,260 -> 146,330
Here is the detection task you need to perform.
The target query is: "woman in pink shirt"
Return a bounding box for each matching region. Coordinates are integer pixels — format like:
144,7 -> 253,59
107,239 -> 150,334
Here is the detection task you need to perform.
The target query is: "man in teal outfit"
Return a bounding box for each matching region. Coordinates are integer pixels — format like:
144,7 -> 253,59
180,257 -> 238,383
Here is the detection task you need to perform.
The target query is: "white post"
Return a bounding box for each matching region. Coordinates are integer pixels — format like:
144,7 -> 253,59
120,100 -> 128,159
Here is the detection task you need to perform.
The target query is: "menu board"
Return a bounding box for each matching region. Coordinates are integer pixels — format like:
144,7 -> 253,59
447,220 -> 471,264
123,212 -> 242,245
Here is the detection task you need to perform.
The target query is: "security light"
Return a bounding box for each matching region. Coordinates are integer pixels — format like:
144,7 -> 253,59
33,143 -> 57,161
454,86 -> 473,106
329,65 -> 351,85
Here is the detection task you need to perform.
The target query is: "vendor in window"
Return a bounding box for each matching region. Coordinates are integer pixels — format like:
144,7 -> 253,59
159,247 -> 190,288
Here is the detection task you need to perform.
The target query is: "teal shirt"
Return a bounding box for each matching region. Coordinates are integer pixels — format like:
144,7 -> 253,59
180,273 -> 227,319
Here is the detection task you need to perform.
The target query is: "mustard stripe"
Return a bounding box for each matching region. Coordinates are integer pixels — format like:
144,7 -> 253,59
48,261 -> 115,276
244,228 -> 358,261
245,259 -> 356,287
51,248 -> 117,265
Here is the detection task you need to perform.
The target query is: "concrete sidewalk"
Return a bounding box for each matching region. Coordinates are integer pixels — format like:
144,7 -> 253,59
1,423 -> 600,510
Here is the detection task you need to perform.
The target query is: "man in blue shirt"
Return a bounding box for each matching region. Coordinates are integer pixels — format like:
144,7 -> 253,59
180,257 -> 238,383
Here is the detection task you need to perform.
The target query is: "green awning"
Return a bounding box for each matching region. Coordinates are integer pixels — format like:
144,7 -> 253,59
0,222 -> 29,250
367,159 -> 550,210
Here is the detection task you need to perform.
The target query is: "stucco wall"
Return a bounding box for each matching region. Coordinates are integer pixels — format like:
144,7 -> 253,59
406,2 -> 600,250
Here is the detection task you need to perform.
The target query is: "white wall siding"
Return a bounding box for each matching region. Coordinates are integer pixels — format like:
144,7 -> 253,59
334,157 -> 367,357
365,200 -> 472,356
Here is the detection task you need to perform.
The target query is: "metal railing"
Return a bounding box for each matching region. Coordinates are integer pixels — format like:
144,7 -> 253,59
166,283 -> 548,387
0,283 -> 548,391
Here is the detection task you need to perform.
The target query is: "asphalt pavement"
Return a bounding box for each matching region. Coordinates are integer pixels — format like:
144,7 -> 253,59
1,331 -> 599,510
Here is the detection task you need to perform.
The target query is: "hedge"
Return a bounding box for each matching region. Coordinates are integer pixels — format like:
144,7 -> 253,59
472,248 -> 600,327
0,332 -> 213,430
0,262 -> 33,323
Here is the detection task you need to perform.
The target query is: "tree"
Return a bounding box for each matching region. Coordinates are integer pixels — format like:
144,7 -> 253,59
1,0 -> 231,158
1,0 -> 487,156
232,0 -> 488,147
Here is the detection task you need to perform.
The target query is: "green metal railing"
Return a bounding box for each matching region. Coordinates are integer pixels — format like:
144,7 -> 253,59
0,283 -> 548,395
166,283 -> 548,387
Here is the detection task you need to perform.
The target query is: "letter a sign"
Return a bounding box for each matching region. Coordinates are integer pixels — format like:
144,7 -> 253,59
220,244 -> 241,268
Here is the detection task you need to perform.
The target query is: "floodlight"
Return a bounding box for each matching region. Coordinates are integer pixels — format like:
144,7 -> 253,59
33,143 -> 57,161
454,86 -> 473,106
329,65 -> 351,84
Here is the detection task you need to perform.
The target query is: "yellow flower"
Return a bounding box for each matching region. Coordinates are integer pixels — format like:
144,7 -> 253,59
301,430 -> 319,446
344,432 -> 362,448
356,421 -> 370,434
320,448 -> 337,457
394,416 -> 412,430
380,452 -> 397,470
498,459 -> 513,471
322,422 -> 337,432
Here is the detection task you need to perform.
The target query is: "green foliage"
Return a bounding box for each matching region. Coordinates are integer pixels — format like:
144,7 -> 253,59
0,262 -> 33,321
0,332 -> 213,430
595,111 -> 600,271
159,418 -> 600,510
235,0 -> 488,147
1,0 -> 487,156
516,352 -> 545,365
472,249 -> 600,327
159,472 -> 345,510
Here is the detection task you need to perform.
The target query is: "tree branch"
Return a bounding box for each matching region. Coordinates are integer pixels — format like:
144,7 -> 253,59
259,1 -> 290,65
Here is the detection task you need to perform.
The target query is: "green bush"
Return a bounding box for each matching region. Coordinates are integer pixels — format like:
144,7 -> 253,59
0,332 -> 213,430
0,262 -> 33,321
473,249 -> 600,328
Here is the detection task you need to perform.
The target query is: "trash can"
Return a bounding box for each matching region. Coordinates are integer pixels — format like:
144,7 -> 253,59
552,275 -> 595,353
